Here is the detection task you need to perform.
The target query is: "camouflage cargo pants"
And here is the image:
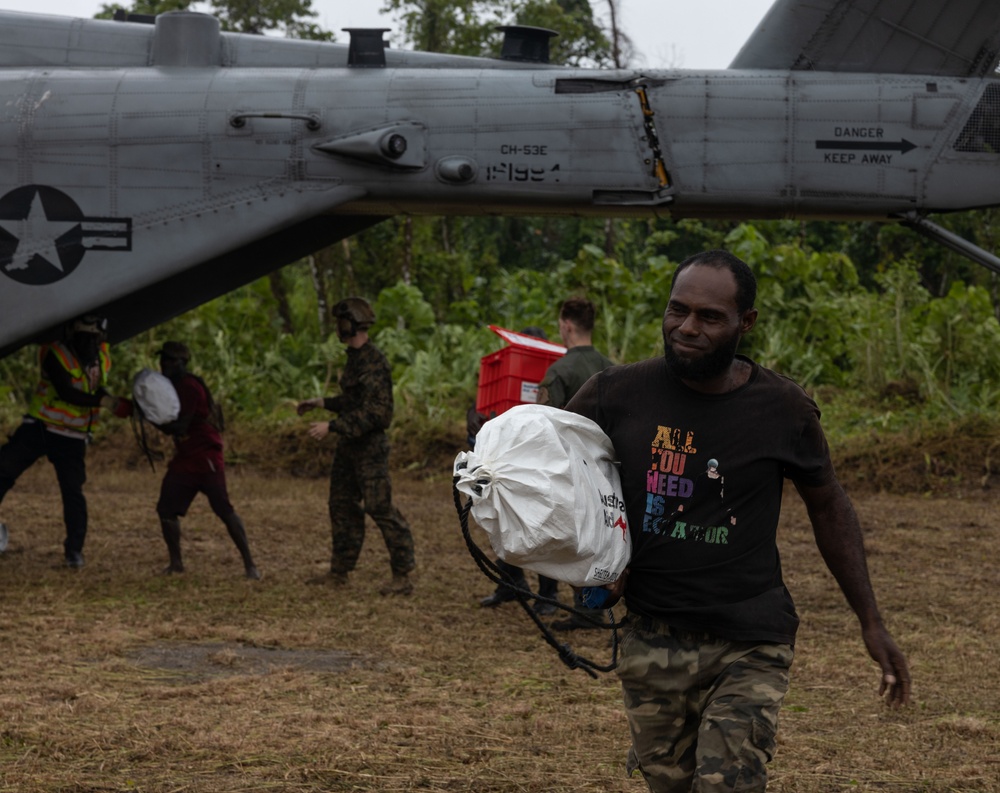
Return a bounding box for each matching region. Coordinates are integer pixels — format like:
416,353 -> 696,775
616,613 -> 793,793
328,433 -> 415,576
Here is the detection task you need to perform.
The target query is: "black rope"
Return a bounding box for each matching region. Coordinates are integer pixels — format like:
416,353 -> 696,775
129,405 -> 163,472
453,468 -> 621,677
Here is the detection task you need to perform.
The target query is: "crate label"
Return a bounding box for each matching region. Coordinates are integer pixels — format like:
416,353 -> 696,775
521,381 -> 540,403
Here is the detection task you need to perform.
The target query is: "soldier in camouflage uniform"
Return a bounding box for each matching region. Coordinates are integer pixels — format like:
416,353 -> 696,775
297,297 -> 415,596
568,251 -> 910,791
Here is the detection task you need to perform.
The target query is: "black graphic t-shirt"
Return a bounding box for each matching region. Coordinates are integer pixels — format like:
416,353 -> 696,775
568,355 -> 834,644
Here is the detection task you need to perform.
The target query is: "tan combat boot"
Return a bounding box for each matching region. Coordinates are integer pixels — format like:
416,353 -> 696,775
379,572 -> 413,596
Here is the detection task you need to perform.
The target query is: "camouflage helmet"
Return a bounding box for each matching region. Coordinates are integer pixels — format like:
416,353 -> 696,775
333,297 -> 375,334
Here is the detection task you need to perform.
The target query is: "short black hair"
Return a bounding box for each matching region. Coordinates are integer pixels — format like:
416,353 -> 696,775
519,326 -> 548,340
156,340 -> 191,363
671,250 -> 757,314
559,297 -> 596,332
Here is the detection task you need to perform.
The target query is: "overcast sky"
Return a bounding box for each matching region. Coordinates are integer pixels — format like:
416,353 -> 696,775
0,0 -> 777,69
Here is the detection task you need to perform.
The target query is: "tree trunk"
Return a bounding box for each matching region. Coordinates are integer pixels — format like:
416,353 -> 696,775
607,0 -> 623,69
307,253 -> 329,335
402,217 -> 413,285
267,270 -> 294,334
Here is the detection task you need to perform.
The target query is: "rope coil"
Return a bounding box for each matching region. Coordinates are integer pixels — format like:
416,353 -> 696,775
453,469 -> 621,678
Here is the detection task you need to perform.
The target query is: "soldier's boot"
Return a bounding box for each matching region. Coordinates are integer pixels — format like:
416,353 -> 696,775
533,575 -> 560,617
480,559 -> 528,607
307,570 -> 349,586
159,517 -> 184,574
379,571 -> 413,596
223,512 -> 261,580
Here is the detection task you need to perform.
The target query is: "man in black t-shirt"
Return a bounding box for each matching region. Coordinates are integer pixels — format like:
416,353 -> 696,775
567,250 -> 910,792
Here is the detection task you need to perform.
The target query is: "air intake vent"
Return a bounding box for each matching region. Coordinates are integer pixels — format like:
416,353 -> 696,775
344,29 -> 389,68
497,26 -> 558,64
152,12 -> 221,67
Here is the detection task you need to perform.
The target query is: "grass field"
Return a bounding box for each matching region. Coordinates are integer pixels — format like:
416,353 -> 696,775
1,444 -> 998,792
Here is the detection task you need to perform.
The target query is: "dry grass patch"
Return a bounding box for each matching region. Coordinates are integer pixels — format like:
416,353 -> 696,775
0,455 -> 997,792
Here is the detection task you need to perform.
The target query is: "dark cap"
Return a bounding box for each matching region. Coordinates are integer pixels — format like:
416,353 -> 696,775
71,314 -> 107,335
156,341 -> 190,362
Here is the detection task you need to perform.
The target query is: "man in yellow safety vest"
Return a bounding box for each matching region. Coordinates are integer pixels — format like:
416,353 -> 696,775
0,314 -> 132,567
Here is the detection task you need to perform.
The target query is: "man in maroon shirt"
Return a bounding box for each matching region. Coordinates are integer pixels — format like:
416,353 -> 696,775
154,341 -> 260,579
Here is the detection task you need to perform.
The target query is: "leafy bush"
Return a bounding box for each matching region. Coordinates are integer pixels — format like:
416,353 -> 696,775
6,223 -> 1000,462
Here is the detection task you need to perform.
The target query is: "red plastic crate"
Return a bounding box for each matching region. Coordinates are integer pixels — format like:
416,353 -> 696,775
476,325 -> 566,417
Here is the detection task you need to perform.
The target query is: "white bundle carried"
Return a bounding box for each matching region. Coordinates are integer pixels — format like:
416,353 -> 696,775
132,368 -> 181,425
453,404 -> 631,587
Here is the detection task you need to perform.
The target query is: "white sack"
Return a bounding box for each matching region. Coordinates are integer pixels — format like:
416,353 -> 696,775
453,403 -> 631,587
132,368 -> 180,425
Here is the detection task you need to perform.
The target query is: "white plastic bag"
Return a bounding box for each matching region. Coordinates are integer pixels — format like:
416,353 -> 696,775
454,403 -> 631,587
132,368 -> 180,425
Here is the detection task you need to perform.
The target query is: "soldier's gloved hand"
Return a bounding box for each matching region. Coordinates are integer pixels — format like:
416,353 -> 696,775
296,397 -> 323,416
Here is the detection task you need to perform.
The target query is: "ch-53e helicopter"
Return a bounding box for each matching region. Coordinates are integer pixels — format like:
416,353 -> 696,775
2,0 -> 1000,358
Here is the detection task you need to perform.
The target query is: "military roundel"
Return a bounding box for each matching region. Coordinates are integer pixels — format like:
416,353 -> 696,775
0,185 -> 131,286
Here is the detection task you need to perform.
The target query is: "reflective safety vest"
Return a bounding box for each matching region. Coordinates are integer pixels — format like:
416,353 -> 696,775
27,341 -> 111,434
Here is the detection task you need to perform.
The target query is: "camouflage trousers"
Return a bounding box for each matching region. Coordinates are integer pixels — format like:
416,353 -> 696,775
328,433 -> 415,576
616,613 -> 793,793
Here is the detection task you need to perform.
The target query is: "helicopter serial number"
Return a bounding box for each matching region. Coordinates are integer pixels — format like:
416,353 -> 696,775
485,163 -> 561,182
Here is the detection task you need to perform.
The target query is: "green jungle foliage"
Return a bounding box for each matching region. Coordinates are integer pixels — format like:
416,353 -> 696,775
4,220 -> 1000,456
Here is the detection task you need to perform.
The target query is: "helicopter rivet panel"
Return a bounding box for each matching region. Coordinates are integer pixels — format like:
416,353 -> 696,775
701,77 -> 791,196
389,70 -> 633,171
645,73 -> 943,215
6,73 -> 118,135
792,77 -> 932,209
912,92 -> 962,130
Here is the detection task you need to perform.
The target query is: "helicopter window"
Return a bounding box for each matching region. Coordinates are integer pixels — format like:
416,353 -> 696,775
954,83 -> 1000,153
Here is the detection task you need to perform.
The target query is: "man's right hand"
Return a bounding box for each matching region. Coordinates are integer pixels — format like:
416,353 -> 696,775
600,568 -> 629,609
862,624 -> 912,708
307,421 -> 331,441
296,397 -> 323,416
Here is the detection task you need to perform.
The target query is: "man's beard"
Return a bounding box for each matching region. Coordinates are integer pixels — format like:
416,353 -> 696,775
663,330 -> 741,382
